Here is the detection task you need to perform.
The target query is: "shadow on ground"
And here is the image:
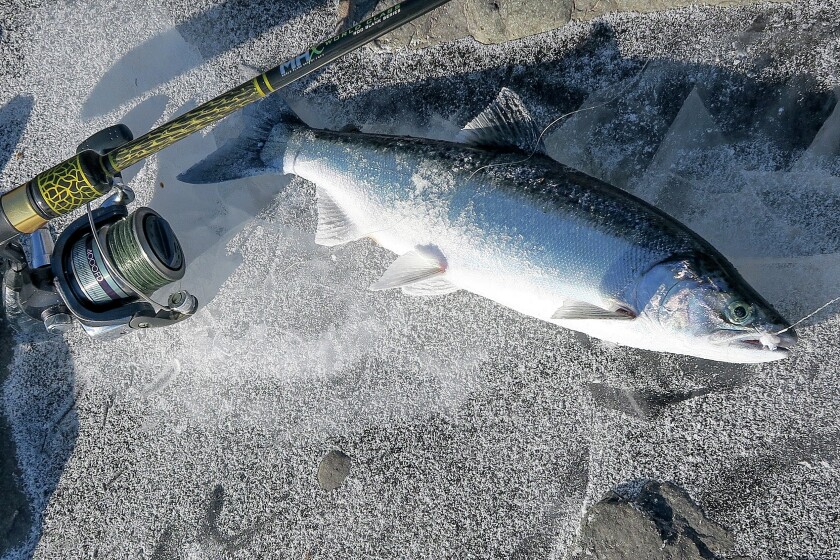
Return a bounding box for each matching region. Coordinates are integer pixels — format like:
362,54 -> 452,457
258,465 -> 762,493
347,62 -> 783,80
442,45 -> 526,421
0,322 -> 77,559
0,96 -> 34,178
0,318 -> 32,556
82,0 -> 326,118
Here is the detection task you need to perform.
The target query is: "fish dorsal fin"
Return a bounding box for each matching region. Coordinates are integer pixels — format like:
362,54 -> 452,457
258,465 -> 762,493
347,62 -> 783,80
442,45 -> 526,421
457,88 -> 544,153
551,301 -> 636,321
401,277 -> 459,297
315,188 -> 361,247
370,245 -> 447,291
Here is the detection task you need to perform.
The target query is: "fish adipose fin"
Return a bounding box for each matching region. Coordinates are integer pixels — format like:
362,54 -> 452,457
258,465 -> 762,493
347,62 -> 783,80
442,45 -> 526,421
178,95 -> 303,184
401,277 -> 459,297
456,88 -> 545,154
370,245 -> 447,291
315,188 -> 362,246
551,302 -> 636,321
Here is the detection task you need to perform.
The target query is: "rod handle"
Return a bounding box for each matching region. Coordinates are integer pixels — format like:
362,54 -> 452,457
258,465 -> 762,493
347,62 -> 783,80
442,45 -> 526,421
0,151 -> 112,244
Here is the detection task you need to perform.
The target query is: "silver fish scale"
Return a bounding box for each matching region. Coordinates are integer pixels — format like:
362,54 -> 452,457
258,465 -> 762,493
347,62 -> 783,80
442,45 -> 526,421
291,128 -> 716,310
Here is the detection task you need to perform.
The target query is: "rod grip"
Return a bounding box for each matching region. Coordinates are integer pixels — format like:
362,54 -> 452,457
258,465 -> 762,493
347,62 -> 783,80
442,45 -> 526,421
0,151 -> 112,244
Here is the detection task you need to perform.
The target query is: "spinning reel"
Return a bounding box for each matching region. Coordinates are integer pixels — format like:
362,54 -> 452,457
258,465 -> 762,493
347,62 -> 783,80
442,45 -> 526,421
1,125 -> 197,340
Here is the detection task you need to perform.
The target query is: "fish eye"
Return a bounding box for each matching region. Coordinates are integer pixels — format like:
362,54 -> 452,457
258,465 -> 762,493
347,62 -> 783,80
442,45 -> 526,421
725,300 -> 754,325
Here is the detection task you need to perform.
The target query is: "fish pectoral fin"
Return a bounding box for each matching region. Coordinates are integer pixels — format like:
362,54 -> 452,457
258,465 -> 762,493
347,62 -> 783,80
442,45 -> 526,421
315,188 -> 361,247
551,302 -> 636,321
370,247 -> 447,291
456,87 -> 545,154
401,277 -> 459,297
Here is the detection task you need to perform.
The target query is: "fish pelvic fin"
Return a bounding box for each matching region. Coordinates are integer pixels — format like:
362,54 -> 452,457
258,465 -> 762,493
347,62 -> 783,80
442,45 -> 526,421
178,95 -> 303,184
456,87 -> 545,154
314,188 -> 362,246
401,277 -> 459,297
370,245 -> 447,291
551,301 -> 636,321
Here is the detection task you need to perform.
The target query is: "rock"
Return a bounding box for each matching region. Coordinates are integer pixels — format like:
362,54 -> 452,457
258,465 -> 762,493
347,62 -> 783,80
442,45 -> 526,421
349,0 -> 788,48
463,0 -> 574,45
574,480 -> 742,560
572,0 -> 783,20
317,450 -> 351,491
358,0 -> 574,49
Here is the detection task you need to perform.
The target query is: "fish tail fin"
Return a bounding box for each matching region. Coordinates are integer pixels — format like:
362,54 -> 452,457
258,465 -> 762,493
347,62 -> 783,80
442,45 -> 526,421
178,96 -> 303,184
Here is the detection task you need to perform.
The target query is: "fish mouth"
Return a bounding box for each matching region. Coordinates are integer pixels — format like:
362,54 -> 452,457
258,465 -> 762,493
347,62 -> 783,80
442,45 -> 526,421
718,330 -> 797,356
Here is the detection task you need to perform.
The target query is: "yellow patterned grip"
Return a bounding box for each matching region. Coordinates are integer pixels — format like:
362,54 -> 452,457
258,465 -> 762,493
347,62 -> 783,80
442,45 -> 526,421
35,153 -> 107,216
2,76 -> 265,239
0,151 -> 112,239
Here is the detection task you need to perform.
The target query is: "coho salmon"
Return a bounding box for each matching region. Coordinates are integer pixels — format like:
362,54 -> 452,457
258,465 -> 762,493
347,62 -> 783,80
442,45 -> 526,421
181,89 -> 796,363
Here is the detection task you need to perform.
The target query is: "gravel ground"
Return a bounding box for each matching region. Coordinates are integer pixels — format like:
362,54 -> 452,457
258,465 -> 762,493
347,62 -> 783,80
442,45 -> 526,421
1,0 -> 839,558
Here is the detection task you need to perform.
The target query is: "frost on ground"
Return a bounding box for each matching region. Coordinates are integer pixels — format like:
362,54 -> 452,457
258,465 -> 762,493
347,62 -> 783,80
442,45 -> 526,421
0,0 -> 839,559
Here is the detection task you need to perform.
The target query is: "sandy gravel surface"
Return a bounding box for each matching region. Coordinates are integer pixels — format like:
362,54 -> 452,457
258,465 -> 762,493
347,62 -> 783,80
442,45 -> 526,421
1,1 -> 838,558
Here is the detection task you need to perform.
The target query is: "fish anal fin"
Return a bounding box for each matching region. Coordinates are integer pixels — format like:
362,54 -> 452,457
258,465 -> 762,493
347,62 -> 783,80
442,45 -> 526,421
551,301 -> 636,321
456,87 -> 544,154
315,188 -> 360,247
370,246 -> 447,291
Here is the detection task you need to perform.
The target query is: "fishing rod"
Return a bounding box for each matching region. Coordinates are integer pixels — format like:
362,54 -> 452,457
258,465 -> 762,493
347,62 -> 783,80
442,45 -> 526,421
0,0 -> 452,339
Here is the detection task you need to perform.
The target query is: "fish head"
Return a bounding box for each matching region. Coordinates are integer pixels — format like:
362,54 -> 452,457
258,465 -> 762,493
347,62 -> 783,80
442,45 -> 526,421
637,256 -> 796,363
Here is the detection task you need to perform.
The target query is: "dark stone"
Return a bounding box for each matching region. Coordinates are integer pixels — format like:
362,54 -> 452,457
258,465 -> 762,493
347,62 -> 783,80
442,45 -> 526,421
317,450 -> 351,491
575,481 -> 743,560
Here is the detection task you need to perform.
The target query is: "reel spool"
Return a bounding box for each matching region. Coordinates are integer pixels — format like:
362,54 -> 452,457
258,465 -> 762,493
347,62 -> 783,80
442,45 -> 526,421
66,207 -> 184,308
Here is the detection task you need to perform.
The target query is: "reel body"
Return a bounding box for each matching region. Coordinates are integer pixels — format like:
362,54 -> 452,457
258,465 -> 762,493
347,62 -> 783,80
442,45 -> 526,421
52,204 -> 196,339
1,124 -> 197,339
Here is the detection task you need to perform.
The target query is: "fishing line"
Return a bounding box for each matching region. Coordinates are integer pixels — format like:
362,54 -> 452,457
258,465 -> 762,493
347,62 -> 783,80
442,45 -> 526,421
773,295 -> 840,335
465,59 -> 652,184
85,202 -> 170,313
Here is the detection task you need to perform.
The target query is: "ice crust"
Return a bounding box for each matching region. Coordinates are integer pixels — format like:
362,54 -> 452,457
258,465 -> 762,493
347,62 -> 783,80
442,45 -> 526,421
0,0 -> 839,558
